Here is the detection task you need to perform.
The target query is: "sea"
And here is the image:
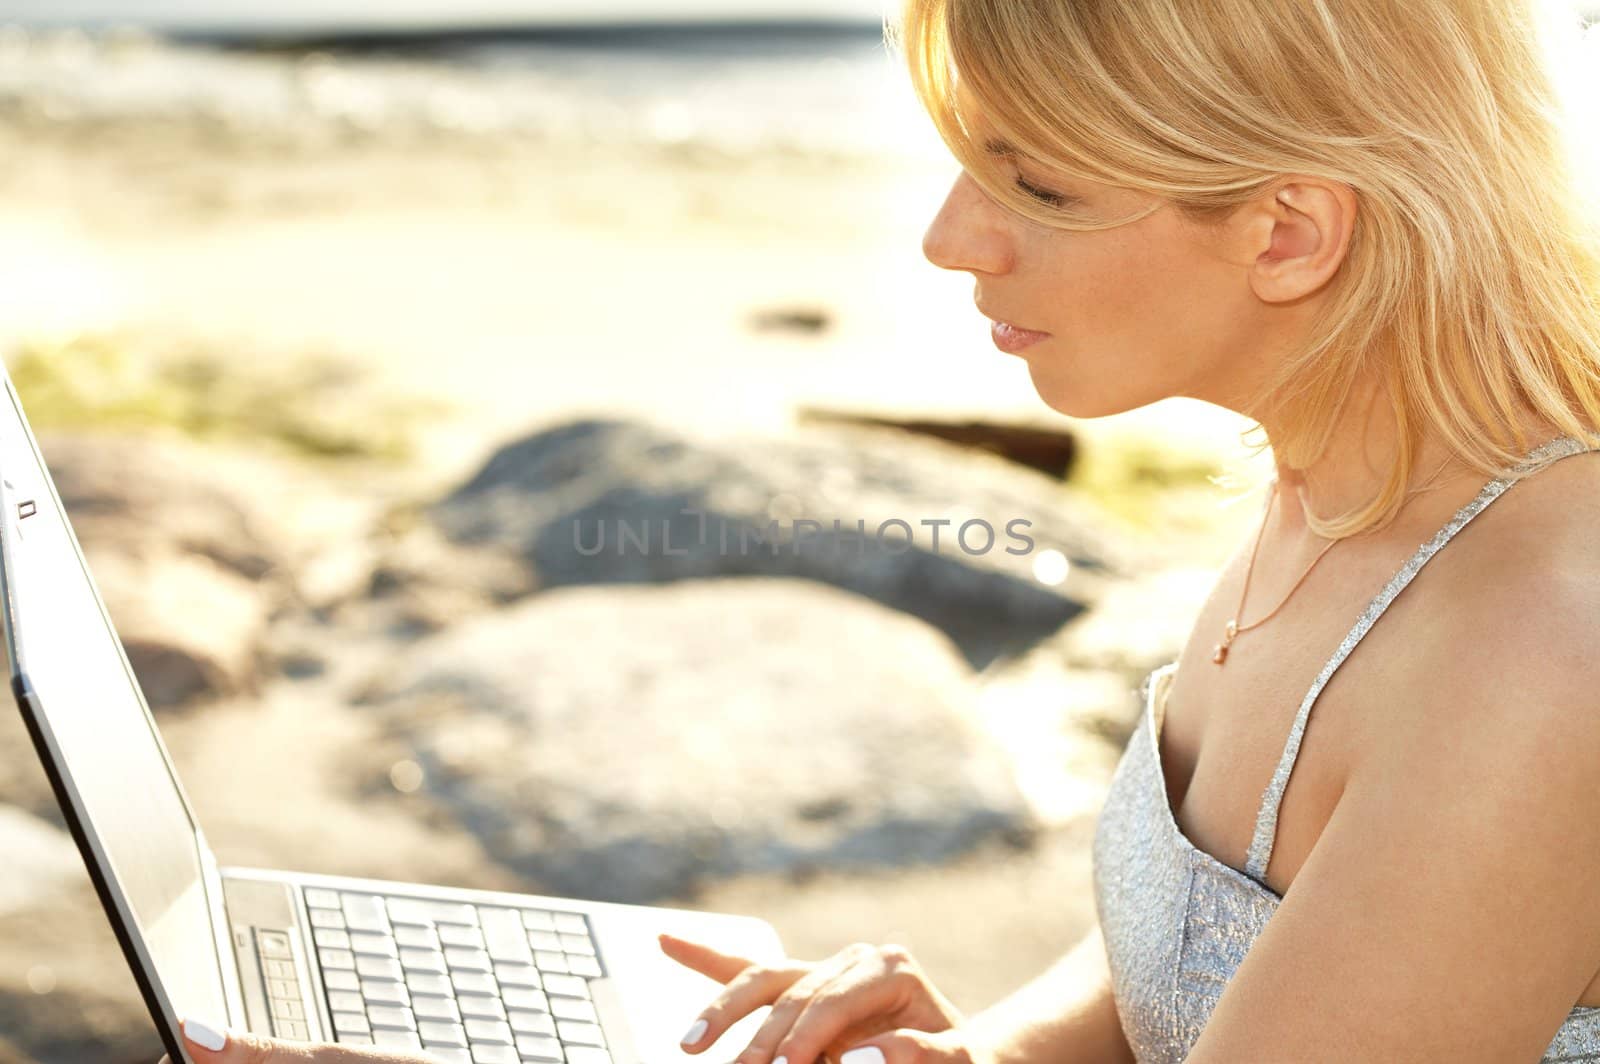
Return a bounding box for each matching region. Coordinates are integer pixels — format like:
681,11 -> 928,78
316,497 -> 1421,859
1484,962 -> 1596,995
0,1 -> 952,164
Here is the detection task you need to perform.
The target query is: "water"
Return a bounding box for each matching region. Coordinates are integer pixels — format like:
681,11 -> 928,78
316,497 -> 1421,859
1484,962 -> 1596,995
0,14 -> 947,163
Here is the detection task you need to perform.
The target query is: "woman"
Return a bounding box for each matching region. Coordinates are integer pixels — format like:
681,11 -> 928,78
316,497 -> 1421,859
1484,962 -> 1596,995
163,0 -> 1600,1061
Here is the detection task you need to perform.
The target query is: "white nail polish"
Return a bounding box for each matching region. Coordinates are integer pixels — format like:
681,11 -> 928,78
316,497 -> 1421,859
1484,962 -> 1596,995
680,1017 -> 708,1046
840,1049 -> 886,1064
182,1018 -> 228,1052
775,1057 -> 788,1064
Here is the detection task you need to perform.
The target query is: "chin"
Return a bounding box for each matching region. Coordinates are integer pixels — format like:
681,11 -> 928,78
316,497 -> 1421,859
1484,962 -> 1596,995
1027,368 -> 1146,420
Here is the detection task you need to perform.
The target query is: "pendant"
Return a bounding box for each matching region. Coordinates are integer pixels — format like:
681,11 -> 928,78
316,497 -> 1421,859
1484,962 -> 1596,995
1211,619 -> 1238,665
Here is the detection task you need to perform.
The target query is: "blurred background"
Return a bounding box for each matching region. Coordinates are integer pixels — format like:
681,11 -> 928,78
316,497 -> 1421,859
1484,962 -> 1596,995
0,2 -> 1593,1061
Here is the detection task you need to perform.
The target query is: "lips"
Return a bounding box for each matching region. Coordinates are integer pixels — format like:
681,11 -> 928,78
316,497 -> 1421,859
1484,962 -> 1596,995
990,319 -> 1051,354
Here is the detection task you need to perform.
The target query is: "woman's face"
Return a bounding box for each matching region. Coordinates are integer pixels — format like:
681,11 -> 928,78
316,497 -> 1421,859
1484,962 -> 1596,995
921,157 -> 1281,419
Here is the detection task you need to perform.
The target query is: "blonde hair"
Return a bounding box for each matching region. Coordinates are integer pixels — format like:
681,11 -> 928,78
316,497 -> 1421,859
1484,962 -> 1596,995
890,0 -> 1600,538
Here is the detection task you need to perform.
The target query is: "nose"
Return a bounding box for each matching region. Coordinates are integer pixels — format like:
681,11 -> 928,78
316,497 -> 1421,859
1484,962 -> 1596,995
922,169 -> 1014,276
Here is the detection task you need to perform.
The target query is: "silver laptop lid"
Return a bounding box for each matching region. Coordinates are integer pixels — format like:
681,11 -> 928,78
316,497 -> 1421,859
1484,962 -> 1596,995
0,367 -> 230,1058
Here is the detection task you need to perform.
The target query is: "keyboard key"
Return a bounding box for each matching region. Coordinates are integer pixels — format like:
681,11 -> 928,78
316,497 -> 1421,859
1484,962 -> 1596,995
532,951 -> 568,973
413,996 -> 462,1023
395,925 -> 442,950
313,928 -> 351,951
348,932 -> 399,958
552,914 -> 588,936
502,987 -> 547,1013
549,997 -> 596,1023
446,947 -> 493,972
513,1033 -> 563,1061
324,969 -> 361,992
425,1050 -> 471,1063
470,1046 -> 518,1064
310,909 -> 346,930
304,888 -> 342,909
336,1033 -> 373,1046
452,971 -> 497,996
257,930 -> 293,958
318,949 -> 356,971
541,974 -> 588,999
332,1011 -> 371,1036
556,1020 -> 605,1046
464,1018 -> 513,1044
388,897 -> 479,928
362,979 -> 411,1006
563,1049 -> 612,1064
263,959 -> 297,981
407,972 -> 453,996
527,931 -> 562,951
374,1030 -> 423,1050
459,995 -> 508,1021
356,956 -> 404,981
328,990 -> 364,1013
368,1005 -> 418,1031
559,933 -> 595,955
417,1020 -> 468,1047
440,925 -> 486,950
342,894 -> 391,935
275,1019 -> 308,1040
493,964 -> 541,989
480,909 -> 534,965
520,911 -> 556,932
506,1010 -> 556,1037
271,998 -> 305,1021
401,948 -> 449,974
566,956 -> 603,979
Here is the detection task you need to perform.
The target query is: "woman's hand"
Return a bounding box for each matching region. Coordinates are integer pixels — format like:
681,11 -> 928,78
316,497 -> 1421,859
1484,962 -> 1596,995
658,932 -> 986,1064
157,1017 -> 436,1064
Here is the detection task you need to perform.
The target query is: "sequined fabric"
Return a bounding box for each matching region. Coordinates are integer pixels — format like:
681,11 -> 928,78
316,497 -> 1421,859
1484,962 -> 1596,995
1091,435 -> 1600,1062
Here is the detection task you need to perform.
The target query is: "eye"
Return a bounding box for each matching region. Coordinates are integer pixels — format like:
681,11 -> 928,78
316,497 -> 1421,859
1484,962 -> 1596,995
1013,173 -> 1071,209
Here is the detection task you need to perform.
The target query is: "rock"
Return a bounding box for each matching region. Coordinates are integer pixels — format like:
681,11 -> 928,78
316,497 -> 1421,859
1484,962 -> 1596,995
428,418 -> 1136,670
34,432 -> 293,710
41,432 -> 282,583
797,407 -> 1081,481
331,521 -> 538,640
0,805 -> 82,916
0,878 -> 164,1064
81,549 -> 270,709
355,577 -> 1038,904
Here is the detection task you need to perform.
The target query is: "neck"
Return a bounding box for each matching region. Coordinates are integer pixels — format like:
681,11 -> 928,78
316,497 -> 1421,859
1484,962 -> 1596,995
1257,377 -> 1554,540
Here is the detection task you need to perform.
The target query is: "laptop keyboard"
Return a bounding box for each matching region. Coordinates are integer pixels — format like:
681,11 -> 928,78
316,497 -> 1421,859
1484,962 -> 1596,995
300,886 -> 612,1064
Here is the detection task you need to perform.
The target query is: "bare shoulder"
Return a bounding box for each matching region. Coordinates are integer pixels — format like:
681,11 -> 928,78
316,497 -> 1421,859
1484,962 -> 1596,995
1185,453 -> 1600,1057
1409,447 -> 1600,760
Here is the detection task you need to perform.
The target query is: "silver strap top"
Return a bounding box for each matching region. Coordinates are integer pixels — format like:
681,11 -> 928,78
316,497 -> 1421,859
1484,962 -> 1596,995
1091,432 -> 1600,1063
1239,433 -> 1596,881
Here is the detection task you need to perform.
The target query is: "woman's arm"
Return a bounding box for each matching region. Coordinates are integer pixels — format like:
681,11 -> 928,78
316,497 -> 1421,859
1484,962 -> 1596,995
962,923 -> 1136,1064
1186,573 -> 1600,1061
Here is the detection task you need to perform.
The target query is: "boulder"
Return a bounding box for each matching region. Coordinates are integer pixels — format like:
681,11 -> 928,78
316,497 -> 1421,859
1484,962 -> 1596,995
354,577 -> 1038,905
34,433 -> 292,710
0,804 -> 83,916
429,418 -> 1137,669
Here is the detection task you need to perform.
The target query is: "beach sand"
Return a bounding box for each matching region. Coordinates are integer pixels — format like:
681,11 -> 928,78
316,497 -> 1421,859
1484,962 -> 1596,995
0,33 -> 1264,1045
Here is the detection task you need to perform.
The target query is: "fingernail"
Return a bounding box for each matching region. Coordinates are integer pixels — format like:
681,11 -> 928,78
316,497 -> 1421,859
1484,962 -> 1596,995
774,1057 -> 788,1064
680,1017 -> 708,1046
181,1017 -> 229,1052
841,1049 -> 886,1064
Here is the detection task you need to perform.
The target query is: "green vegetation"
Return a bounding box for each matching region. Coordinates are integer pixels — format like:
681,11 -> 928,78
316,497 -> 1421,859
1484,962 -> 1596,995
5,330 -> 450,462
1071,433 -> 1224,523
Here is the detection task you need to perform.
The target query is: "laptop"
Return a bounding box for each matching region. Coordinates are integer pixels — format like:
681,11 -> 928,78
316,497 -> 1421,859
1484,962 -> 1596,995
0,362 -> 786,1064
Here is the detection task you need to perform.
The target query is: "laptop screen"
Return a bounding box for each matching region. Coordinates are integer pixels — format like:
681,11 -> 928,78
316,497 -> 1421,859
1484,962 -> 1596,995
0,378 -> 229,1026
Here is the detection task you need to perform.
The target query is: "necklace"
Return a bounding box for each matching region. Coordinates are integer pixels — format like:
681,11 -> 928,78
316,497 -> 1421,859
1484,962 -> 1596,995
1212,477 -> 1340,666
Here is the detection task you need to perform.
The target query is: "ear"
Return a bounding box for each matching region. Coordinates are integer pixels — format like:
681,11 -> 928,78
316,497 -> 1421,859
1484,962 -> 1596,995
1243,177 -> 1358,304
